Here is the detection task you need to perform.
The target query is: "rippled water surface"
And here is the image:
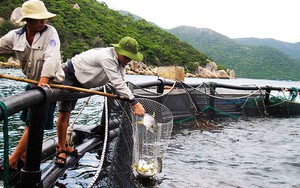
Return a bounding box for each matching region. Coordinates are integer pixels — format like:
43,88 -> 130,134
159,118 -> 300,188
1,68 -> 300,188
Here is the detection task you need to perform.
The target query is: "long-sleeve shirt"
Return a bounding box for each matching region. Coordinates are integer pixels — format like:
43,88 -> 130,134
0,24 -> 64,83
70,47 -> 135,100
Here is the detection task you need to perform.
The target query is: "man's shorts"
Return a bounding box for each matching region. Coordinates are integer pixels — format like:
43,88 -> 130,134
58,63 -> 82,112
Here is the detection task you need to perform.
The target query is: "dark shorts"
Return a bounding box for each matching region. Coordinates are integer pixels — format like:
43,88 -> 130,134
21,84 -> 56,130
58,63 -> 82,112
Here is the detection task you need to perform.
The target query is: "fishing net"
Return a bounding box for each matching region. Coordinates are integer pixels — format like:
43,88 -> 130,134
93,86 -> 137,188
127,81 -> 274,125
94,96 -> 173,187
131,98 -> 173,178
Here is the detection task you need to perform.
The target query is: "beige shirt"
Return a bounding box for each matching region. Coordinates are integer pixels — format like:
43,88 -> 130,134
0,25 -> 64,83
70,47 -> 135,100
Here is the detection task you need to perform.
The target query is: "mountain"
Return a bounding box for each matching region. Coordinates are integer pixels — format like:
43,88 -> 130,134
2,1 -> 300,80
234,38 -> 300,60
169,26 -> 300,80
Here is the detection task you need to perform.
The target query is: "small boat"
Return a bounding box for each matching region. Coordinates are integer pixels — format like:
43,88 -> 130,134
0,77 -> 299,187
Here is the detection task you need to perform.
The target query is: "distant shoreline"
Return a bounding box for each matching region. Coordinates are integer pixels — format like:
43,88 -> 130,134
0,59 -> 232,79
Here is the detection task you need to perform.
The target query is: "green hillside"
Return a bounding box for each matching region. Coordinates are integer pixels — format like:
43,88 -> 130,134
169,26 -> 300,80
0,0 -> 209,72
234,38 -> 300,60
2,1 -> 299,80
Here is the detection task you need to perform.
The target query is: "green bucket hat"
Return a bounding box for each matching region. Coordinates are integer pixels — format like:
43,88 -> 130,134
112,36 -> 143,62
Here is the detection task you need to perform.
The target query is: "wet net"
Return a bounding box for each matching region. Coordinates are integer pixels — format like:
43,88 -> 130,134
94,88 -> 175,187
131,98 -> 173,178
93,87 -> 137,187
127,81 -> 298,125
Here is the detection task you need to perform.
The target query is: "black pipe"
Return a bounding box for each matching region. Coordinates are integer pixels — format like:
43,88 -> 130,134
41,137 -> 102,188
206,82 -> 295,92
14,85 -> 93,187
156,79 -> 165,94
16,87 -> 54,188
0,87 -> 104,120
131,79 -> 298,92
134,80 -> 165,88
0,90 -> 44,119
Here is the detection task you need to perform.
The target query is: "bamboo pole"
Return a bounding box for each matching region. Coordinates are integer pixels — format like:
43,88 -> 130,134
0,73 -> 130,101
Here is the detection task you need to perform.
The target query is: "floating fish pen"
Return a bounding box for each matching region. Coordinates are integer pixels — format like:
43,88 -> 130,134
0,77 -> 299,187
129,79 -> 300,122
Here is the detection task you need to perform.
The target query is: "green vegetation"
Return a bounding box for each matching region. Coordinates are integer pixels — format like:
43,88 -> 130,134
234,38 -> 300,60
0,0 -> 209,73
170,26 -> 300,80
2,1 -> 298,80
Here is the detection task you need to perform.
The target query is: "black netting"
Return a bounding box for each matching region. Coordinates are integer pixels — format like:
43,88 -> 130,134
94,91 -> 137,188
128,81 -> 272,124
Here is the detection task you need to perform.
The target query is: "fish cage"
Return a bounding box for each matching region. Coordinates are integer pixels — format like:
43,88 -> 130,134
132,98 -> 173,178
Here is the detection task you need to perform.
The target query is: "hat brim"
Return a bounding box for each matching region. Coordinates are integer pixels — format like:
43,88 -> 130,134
112,44 -> 143,62
16,12 -> 56,23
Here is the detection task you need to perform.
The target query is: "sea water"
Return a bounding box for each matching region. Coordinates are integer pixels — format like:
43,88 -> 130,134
1,68 -> 300,188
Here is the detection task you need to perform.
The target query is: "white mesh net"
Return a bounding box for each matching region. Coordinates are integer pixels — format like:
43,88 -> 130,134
132,98 -> 173,178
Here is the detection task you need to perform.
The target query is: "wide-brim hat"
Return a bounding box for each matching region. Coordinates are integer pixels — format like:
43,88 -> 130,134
112,36 -> 143,62
16,0 -> 56,23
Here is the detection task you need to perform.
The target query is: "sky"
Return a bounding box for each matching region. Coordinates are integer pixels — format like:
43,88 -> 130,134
99,0 -> 300,43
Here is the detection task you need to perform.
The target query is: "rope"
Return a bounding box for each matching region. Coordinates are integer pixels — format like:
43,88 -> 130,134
201,105 -> 240,119
0,101 -> 9,188
178,81 -> 199,111
178,81 -> 204,127
193,83 -> 264,100
258,87 -> 268,115
272,87 -> 298,102
88,87 -> 109,188
66,96 -> 92,146
173,116 -> 194,124
177,82 -> 270,113
290,87 -> 298,101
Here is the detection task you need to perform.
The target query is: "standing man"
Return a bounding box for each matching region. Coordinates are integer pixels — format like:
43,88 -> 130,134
0,0 -> 64,169
55,36 -> 145,165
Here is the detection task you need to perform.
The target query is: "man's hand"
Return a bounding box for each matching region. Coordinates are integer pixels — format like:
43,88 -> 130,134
131,102 -> 145,116
38,77 -> 51,90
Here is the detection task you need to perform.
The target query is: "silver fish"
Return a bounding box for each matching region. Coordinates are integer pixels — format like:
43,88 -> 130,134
138,113 -> 156,133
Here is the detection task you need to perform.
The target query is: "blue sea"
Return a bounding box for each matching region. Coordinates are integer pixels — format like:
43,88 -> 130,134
1,68 -> 300,188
